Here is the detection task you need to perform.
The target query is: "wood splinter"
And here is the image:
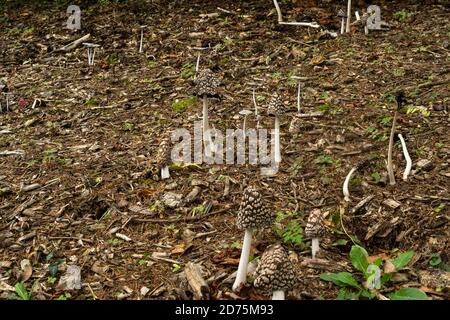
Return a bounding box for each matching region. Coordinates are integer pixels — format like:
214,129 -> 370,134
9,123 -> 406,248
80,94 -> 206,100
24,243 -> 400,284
185,262 -> 210,300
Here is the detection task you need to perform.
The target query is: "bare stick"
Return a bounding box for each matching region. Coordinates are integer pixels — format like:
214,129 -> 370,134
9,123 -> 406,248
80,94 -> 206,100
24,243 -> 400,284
55,33 -> 90,52
398,134 -> 412,181
387,110 -> 398,185
279,21 -> 320,28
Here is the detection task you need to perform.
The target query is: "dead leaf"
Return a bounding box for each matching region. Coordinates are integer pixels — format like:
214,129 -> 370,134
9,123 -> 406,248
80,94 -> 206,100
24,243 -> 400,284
384,260 -> 396,274
56,265 -> 82,290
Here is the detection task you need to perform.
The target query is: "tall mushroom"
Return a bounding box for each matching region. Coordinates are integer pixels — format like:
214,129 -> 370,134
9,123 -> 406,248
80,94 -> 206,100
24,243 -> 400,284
156,135 -> 172,180
254,244 -> 296,300
345,0 -> 352,33
338,8 -> 347,34
387,91 -> 406,186
305,209 -> 326,259
232,187 -> 273,292
193,69 -> 220,154
267,93 -> 285,164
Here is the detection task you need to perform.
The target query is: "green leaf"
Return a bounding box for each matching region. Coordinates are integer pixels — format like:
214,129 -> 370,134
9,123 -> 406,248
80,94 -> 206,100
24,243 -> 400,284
429,253 -> 442,267
350,245 -> 369,274
381,273 -> 393,285
388,288 -> 428,300
320,272 -> 361,289
392,251 -> 414,271
15,282 -> 31,300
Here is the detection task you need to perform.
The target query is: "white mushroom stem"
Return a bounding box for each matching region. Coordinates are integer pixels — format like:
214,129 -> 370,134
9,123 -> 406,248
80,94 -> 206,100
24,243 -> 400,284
346,0 -> 352,33
202,95 -> 209,135
139,28 -> 144,53
242,115 -> 247,138
398,134 -> 412,181
272,0 -> 283,22
387,110 -> 398,186
161,166 -> 170,179
272,290 -> 285,300
252,89 -> 260,128
311,238 -> 320,259
297,82 -> 301,113
274,116 -> 281,163
232,229 -> 252,292
343,166 -> 357,202
195,53 -> 201,75
340,17 -> 345,34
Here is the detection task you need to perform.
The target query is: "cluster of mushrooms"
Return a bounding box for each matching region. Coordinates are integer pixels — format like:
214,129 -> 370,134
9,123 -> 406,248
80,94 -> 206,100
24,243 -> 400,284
231,186 -> 326,300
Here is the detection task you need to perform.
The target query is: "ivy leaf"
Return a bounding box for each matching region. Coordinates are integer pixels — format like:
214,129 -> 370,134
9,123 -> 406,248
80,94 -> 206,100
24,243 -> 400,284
320,272 -> 361,289
392,251 -> 414,271
388,288 -> 428,300
350,245 -> 369,275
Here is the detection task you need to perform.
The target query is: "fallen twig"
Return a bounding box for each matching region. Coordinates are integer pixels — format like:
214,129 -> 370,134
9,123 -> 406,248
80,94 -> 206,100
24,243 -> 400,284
132,207 -> 230,224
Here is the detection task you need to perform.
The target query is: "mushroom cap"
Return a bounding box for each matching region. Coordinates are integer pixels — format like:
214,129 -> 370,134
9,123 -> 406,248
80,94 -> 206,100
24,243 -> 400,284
155,135 -> 172,169
194,69 -> 220,97
236,187 -> 273,230
337,8 -> 347,18
267,93 -> 285,116
239,109 -> 253,116
305,209 -> 326,238
82,42 -> 100,48
254,244 -> 296,292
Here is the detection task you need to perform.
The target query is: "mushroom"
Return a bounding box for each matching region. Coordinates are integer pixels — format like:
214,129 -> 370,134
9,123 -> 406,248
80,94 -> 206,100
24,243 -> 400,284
232,187 -> 273,292
398,133 -> 412,181
305,209 -> 326,259
193,69 -> 220,154
156,135 -> 172,180
83,42 -> 100,66
387,91 -> 406,186
337,8 -> 347,34
139,25 -> 147,53
239,109 -> 253,138
267,93 -> 286,164
345,0 -> 352,33
254,244 -> 296,300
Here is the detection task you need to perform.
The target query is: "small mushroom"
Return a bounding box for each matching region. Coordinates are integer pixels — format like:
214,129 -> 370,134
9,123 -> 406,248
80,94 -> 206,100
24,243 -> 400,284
139,25 -> 147,53
232,187 -> 273,292
337,8 -> 347,34
267,93 -> 286,163
193,69 -> 220,155
387,91 -> 406,186
254,244 -> 296,300
343,159 -> 370,202
345,0 -> 352,33
305,209 -> 326,259
239,109 -> 253,138
398,133 -> 412,181
156,135 -> 172,180
83,42 -> 100,66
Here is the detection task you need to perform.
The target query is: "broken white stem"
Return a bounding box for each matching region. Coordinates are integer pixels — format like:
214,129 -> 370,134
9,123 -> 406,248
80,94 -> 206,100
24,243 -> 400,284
355,11 -> 360,20
346,0 -> 352,33
274,116 -> 281,163
387,111 -> 398,186
398,134 -> 412,181
161,166 -> 170,180
232,229 -> 252,292
195,53 -> 201,74
139,28 -> 144,53
252,89 -> 260,128
311,238 -> 320,259
272,0 -> 283,22
343,166 -> 357,202
297,82 -> 302,113
279,21 -> 320,28
340,18 -> 345,34
272,290 -> 285,300
242,116 -> 247,138
365,25 -> 369,35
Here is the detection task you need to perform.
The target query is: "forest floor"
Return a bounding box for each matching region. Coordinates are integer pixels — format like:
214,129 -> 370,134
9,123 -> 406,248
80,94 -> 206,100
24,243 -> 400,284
0,0 -> 449,300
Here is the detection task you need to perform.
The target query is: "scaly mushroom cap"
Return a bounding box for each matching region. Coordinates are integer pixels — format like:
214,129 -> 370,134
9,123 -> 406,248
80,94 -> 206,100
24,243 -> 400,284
155,135 -> 172,169
305,209 -> 326,238
194,69 -> 220,97
267,93 -> 285,116
337,8 -> 347,18
236,187 -> 273,230
254,244 -> 296,292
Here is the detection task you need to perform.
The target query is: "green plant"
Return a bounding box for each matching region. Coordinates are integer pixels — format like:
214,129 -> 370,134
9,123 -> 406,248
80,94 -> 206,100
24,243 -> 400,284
289,158 -> 302,177
172,263 -> 181,273
316,103 -> 331,112
57,293 -> 71,300
314,155 -> 341,168
271,72 -> 282,80
122,122 -> 135,131
365,126 -> 388,142
320,245 -> 427,300
428,253 -> 450,271
180,63 -> 195,79
274,211 -> 305,248
171,96 -> 197,113
405,106 -> 430,117
371,172 -> 381,183
84,98 -> 99,107
393,10 -> 412,22
191,204 -> 206,216
14,282 -> 32,300
106,53 -> 119,65
378,116 -> 392,126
